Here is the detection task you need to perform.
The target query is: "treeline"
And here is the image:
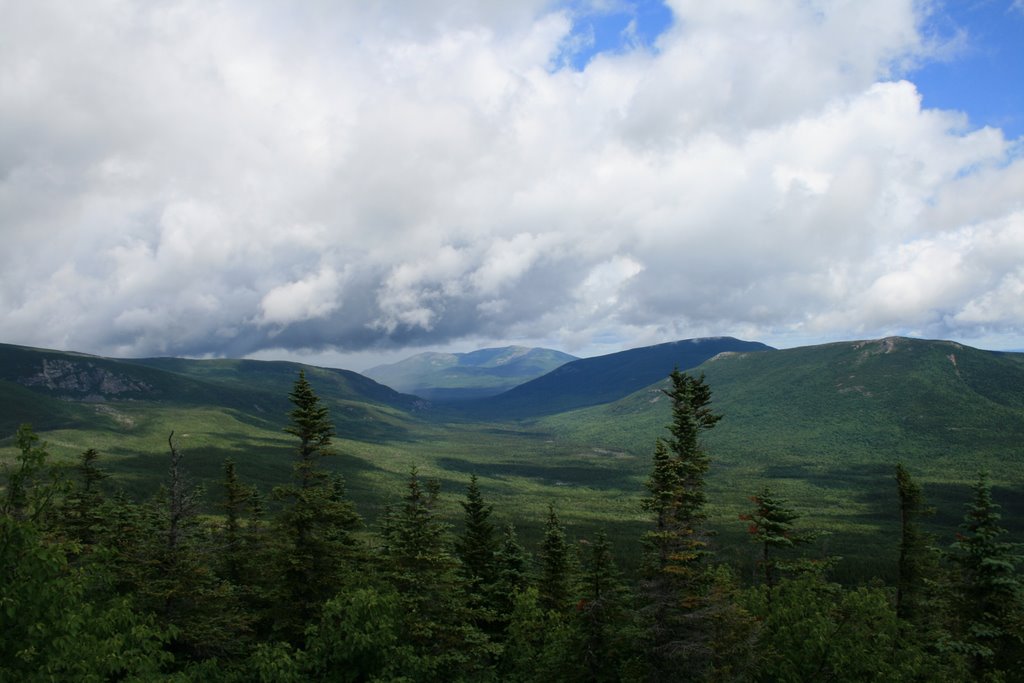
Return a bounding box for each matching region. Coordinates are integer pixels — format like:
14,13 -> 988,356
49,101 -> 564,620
2,370 -> 1022,681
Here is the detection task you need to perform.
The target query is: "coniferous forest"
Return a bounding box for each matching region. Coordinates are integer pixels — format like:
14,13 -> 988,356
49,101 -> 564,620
3,370 -> 1023,682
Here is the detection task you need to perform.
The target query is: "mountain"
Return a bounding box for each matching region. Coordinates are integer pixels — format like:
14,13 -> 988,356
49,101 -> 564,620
363,346 -> 577,400
0,343 -> 421,437
457,337 -> 774,419
539,336 -> 1024,535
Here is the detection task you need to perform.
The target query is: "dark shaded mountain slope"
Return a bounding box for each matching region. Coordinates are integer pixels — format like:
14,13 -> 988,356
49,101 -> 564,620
456,337 -> 774,420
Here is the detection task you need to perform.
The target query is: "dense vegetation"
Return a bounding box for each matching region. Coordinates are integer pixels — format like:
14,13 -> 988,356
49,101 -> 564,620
3,370 -> 1021,681
2,337 -> 1022,582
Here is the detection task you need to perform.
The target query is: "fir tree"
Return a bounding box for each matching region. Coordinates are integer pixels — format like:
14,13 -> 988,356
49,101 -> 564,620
739,486 -> 811,595
284,369 -> 335,490
272,371 -> 362,641
948,472 -> 1024,677
538,503 -> 574,614
576,531 -> 630,682
380,468 -> 488,679
127,433 -> 252,664
639,370 -> 721,680
894,463 -> 936,624
62,447 -> 109,548
455,473 -> 499,600
494,522 -> 531,631
220,458 -> 249,584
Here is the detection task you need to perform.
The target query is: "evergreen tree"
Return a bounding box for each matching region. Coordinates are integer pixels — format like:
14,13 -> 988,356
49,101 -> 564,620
380,468 -> 489,680
493,522 -> 531,632
538,503 -> 575,614
948,472 -> 1024,678
639,370 -> 721,680
575,531 -> 631,682
220,457 -> 250,584
272,371 -> 363,641
894,463 -> 936,624
62,447 -> 109,548
455,473 -> 499,601
132,433 -> 250,663
739,486 -> 812,595
284,369 -> 335,491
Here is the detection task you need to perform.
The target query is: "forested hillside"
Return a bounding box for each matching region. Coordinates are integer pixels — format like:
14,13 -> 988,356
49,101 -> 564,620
3,369 -> 1021,680
455,337 -> 773,419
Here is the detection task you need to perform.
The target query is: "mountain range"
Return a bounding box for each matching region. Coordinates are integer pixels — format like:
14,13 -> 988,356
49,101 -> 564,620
363,346 -> 577,400
1,335 -> 1021,566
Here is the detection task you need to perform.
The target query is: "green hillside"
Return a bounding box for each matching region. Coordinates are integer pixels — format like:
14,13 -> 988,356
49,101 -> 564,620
0,344 -> 430,502
457,337 -> 773,419
363,346 -> 577,400
539,336 -> 1024,567
2,337 -> 1021,581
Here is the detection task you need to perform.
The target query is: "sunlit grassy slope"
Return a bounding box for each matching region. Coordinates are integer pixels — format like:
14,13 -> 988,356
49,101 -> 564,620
1,337 -> 1021,580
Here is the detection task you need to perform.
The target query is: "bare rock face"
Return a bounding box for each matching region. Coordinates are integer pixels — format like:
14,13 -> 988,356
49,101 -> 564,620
19,358 -> 152,399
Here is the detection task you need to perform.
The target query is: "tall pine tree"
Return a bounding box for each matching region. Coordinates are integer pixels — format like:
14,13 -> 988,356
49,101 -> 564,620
640,369 -> 722,681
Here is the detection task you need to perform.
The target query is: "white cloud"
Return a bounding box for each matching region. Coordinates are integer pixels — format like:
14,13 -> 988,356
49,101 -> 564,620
0,0 -> 1022,364
259,266 -> 345,327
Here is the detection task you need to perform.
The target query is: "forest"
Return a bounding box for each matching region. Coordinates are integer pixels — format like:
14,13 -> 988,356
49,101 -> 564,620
2,369 -> 1022,682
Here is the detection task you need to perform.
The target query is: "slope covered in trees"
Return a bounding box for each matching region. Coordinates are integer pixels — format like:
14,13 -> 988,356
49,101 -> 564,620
452,337 -> 774,419
1,336 -> 1021,577
3,370 -> 1020,680
540,337 -> 1024,548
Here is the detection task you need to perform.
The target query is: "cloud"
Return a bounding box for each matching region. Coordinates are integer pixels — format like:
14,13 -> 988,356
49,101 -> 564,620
1,0 -> 1022,364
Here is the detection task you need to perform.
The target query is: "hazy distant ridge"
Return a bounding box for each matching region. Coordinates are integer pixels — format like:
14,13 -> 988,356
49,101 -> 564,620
363,346 -> 578,400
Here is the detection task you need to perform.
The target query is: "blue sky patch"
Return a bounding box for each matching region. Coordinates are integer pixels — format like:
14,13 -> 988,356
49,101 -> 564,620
909,0 -> 1024,138
554,0 -> 674,69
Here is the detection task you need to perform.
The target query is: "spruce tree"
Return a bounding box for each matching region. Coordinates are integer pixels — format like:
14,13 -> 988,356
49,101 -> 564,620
284,369 -> 335,490
640,369 -> 721,681
221,458 -> 247,583
494,522 -> 531,633
62,447 -> 109,548
380,468 -> 487,680
948,472 -> 1024,677
576,531 -> 630,682
538,503 -> 574,614
130,433 -> 251,663
455,474 -> 499,601
894,463 -> 936,624
272,371 -> 362,642
739,486 -> 811,595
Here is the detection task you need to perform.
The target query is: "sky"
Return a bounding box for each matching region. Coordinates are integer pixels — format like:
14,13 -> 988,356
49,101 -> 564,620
1,0 -> 1023,371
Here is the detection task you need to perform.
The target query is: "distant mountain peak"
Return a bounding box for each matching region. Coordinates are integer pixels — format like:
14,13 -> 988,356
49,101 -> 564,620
362,345 -> 578,399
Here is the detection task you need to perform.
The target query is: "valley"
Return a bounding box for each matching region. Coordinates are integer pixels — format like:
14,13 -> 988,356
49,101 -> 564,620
1,335 -> 1022,580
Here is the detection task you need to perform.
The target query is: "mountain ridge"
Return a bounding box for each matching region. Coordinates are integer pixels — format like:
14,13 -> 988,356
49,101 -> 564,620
363,345 -> 577,400
453,336 -> 775,419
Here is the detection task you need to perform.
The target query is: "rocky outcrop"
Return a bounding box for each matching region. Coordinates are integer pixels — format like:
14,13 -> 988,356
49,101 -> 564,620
19,358 -> 152,399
